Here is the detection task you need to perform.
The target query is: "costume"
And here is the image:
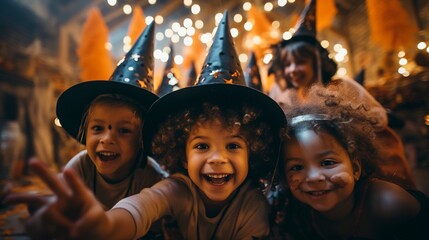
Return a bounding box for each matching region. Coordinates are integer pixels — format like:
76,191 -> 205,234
113,173 -> 270,239
272,77 -> 388,131
64,150 -> 167,210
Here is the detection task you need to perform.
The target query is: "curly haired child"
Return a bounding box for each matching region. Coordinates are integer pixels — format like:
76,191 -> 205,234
4,11 -> 287,240
272,104 -> 429,239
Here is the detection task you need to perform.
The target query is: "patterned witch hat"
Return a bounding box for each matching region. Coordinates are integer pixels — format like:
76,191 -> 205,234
143,10 -> 286,158
56,21 -> 158,144
278,0 -> 337,82
244,51 -> 263,91
280,0 -> 318,47
156,44 -> 180,96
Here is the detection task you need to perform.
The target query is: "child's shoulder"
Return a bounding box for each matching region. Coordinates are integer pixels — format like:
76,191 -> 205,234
366,179 -> 420,221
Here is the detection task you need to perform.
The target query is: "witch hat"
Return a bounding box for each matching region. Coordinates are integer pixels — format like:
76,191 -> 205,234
280,0 -> 317,47
244,51 -> 263,91
143,10 -> 286,159
56,21 -> 158,144
184,60 -> 197,87
156,44 -> 180,96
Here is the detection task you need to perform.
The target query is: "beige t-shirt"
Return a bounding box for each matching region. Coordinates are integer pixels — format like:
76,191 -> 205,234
113,173 -> 270,239
64,150 -> 167,210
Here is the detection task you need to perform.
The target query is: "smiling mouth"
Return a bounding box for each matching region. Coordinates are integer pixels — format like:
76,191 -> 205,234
203,174 -> 232,185
97,151 -> 119,161
306,190 -> 330,196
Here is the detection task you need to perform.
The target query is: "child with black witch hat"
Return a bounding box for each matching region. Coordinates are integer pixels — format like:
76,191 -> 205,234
55,21 -> 167,211
4,11 -> 287,239
4,22 -> 167,239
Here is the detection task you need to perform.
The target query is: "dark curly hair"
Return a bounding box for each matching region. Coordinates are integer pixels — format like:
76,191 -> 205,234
151,101 -> 280,182
280,41 -> 338,87
282,104 -> 381,178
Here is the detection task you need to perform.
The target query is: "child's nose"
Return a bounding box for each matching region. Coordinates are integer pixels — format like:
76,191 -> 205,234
305,167 -> 325,182
99,131 -> 115,144
207,150 -> 228,164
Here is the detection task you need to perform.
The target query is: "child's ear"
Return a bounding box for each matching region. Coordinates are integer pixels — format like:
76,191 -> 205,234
352,159 -> 362,181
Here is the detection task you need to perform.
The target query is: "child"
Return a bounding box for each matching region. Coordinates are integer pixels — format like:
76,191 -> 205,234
5,11 -> 287,239
270,0 -> 415,190
55,22 -> 166,211
7,22 -> 167,240
273,103 -> 429,239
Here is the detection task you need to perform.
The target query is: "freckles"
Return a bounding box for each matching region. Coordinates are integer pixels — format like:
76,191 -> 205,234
330,172 -> 354,187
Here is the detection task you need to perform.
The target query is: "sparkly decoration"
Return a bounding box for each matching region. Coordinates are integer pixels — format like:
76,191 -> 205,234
210,69 -> 223,78
224,79 -> 233,84
137,79 -> 147,88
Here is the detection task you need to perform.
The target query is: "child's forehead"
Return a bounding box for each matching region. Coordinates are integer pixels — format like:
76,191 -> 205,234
192,120 -> 240,133
87,104 -> 142,122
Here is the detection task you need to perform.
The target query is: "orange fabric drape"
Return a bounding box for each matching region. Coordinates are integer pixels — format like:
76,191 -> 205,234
77,8 -> 114,81
127,6 -> 146,45
316,0 -> 337,31
366,0 -> 418,51
302,0 -> 337,31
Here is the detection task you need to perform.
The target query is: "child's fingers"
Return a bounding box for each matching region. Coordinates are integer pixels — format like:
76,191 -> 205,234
70,198 -> 107,239
3,192 -> 49,207
29,158 -> 70,199
62,168 -> 91,202
26,203 -> 74,239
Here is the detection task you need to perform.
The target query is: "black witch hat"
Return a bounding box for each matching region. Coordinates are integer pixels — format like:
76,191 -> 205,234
156,44 -> 180,96
244,51 -> 263,91
280,0 -> 317,47
56,21 -> 158,144
143,11 -> 286,159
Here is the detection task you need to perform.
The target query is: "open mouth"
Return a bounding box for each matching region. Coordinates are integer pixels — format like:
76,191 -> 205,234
306,190 -> 329,196
203,174 -> 232,185
97,151 -> 119,162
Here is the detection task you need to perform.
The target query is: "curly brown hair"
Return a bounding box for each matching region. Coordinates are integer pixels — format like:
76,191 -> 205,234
282,104 -> 382,179
151,101 -> 280,182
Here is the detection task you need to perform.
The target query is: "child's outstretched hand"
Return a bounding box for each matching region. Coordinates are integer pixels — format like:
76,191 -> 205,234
4,158 -> 111,239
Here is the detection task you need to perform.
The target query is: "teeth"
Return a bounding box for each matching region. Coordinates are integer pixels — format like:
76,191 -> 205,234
207,174 -> 229,178
309,191 -> 326,196
98,151 -> 116,156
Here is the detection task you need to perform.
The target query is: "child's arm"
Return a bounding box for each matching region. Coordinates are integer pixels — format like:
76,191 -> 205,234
4,158 -> 136,240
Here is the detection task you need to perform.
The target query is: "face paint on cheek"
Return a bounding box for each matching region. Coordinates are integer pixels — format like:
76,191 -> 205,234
287,176 -> 300,190
330,172 -> 354,187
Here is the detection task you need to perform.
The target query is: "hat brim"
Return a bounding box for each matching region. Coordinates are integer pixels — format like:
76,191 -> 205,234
56,80 -> 159,144
143,84 -> 287,157
280,35 -> 319,48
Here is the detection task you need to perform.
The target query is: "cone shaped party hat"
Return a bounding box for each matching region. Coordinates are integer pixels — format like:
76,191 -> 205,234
244,51 -> 263,91
57,21 -> 158,144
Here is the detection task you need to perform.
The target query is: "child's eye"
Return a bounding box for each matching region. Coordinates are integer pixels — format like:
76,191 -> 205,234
321,159 -> 336,167
119,128 -> 132,134
226,143 -> 241,150
288,164 -> 303,171
195,143 -> 209,150
90,125 -> 103,132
